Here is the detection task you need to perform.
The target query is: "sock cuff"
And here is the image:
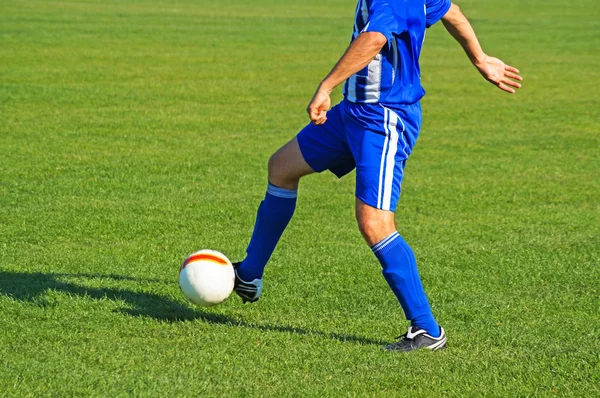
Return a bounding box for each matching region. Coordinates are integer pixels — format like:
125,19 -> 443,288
267,183 -> 297,199
371,231 -> 400,256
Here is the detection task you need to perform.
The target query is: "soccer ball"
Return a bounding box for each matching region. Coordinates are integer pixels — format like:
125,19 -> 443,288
179,249 -> 235,307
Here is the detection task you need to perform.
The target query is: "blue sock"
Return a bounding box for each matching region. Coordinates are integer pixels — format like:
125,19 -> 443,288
238,183 -> 297,281
371,231 -> 440,337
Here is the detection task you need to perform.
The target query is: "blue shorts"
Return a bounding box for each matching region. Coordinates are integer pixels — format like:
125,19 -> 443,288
297,99 -> 422,212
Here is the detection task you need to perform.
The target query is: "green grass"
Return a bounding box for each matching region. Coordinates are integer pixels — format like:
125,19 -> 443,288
1,0 -> 599,396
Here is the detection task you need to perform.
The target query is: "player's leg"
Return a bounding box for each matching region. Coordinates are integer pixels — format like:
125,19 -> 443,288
348,102 -> 445,350
235,101 -> 354,302
355,199 -> 441,337
267,137 -> 315,190
235,137 -> 313,301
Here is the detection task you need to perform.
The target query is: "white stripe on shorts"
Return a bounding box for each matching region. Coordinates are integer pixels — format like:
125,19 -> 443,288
377,108 -> 390,208
381,110 -> 400,211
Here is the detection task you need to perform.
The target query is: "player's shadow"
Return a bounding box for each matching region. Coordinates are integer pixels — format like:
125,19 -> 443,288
0,270 -> 386,346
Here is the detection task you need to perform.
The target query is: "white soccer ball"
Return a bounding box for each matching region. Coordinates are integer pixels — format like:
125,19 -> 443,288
179,249 -> 235,307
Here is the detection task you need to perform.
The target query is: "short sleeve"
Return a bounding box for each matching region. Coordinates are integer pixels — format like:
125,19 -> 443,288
426,0 -> 451,28
362,0 -> 401,44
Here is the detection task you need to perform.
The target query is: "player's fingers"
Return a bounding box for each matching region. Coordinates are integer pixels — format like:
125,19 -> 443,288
502,78 -> 522,89
307,106 -> 319,122
497,82 -> 516,94
316,114 -> 327,125
505,65 -> 520,74
505,71 -> 523,81
310,110 -> 325,125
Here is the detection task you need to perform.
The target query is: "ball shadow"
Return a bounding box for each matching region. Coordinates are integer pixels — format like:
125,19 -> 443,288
0,270 -> 386,346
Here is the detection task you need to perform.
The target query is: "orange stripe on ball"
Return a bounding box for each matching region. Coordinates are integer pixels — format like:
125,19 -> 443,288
180,253 -> 229,271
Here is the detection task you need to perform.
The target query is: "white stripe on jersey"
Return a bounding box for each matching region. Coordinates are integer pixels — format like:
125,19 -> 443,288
360,0 -> 369,29
347,0 -> 370,102
353,0 -> 368,39
365,53 -> 383,102
347,75 -> 357,102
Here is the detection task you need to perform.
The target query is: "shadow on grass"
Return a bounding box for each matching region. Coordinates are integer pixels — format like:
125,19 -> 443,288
0,270 -> 386,346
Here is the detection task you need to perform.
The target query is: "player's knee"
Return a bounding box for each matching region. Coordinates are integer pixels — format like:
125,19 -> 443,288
356,211 -> 396,246
267,153 -> 296,188
356,216 -> 381,242
267,153 -> 283,183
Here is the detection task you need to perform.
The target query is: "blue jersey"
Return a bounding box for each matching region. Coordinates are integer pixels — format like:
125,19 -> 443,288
343,0 -> 451,105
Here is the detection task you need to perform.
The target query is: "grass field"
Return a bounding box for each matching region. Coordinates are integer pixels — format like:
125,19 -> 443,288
1,0 -> 599,396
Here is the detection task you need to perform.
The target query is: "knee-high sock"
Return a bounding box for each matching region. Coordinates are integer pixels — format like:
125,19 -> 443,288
372,231 -> 440,337
237,183 -> 297,281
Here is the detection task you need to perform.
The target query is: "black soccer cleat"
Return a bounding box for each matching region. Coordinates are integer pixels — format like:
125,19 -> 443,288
385,326 -> 447,352
232,262 -> 263,303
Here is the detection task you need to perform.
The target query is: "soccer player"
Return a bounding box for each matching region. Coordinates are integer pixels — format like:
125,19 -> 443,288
233,0 -> 522,351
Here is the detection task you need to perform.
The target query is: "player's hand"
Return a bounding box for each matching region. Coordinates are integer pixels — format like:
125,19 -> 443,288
475,55 -> 523,93
307,86 -> 332,125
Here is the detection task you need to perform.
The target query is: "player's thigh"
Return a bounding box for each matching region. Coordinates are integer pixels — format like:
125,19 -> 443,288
347,103 -> 420,213
296,101 -> 356,179
268,137 -> 315,188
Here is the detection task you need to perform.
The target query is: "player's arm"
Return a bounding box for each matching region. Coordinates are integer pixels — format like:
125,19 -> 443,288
441,3 -> 523,93
307,32 -> 387,125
